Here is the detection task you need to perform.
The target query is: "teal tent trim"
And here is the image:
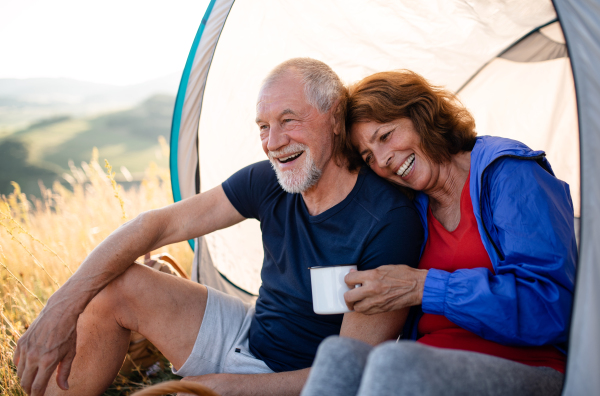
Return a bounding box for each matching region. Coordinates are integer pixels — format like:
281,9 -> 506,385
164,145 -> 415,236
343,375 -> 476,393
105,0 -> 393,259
170,0 -> 218,251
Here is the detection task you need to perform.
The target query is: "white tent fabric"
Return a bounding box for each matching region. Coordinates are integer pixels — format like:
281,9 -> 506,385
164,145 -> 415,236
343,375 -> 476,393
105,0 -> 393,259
552,0 -> 600,393
172,0 -> 577,295
170,0 -> 599,391
458,50 -> 579,216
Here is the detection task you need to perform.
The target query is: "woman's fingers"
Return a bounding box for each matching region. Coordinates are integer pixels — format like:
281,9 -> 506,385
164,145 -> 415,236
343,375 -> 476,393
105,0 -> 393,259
344,268 -> 369,287
344,285 -> 369,310
343,265 -> 429,314
343,268 -> 385,310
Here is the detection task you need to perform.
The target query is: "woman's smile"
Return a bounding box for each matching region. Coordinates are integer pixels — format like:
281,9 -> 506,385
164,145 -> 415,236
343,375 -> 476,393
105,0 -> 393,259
396,153 -> 415,179
351,118 -> 433,191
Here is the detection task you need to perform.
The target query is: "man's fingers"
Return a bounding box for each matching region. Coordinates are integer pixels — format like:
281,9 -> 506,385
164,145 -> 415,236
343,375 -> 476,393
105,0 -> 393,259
19,363 -> 38,395
56,347 -> 76,390
29,352 -> 62,396
15,346 -> 24,378
15,341 -> 29,381
30,369 -> 52,396
13,341 -> 21,367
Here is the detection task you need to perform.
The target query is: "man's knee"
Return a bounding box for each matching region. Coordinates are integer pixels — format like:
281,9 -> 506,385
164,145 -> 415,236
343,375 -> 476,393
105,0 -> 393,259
85,264 -> 149,322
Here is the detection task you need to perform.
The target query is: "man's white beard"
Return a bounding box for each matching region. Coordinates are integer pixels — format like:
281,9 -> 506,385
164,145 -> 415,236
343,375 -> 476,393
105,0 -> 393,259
269,143 -> 322,194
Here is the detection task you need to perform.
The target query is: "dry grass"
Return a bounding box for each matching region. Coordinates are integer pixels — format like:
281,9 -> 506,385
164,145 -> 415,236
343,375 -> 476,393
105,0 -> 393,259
0,146 -> 193,395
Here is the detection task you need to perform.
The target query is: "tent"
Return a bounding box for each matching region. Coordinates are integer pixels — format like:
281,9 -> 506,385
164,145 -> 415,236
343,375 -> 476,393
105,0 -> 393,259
169,0 -> 599,393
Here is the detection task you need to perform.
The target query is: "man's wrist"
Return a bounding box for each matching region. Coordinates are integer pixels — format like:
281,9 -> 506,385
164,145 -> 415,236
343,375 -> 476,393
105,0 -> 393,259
47,276 -> 97,314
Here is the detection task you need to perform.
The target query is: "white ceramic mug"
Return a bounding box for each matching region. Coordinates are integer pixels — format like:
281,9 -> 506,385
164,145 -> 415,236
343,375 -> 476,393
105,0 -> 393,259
309,264 -> 357,315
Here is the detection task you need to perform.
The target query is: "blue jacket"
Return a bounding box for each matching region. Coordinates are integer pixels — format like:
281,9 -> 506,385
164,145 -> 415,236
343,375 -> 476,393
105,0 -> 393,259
404,136 -> 576,347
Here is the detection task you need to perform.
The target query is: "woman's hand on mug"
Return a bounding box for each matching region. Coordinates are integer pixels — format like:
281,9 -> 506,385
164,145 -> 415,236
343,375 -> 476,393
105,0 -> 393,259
344,265 -> 429,315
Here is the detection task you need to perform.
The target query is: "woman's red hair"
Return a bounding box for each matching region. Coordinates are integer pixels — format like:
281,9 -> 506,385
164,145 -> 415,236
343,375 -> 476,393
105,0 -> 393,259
346,70 -> 477,165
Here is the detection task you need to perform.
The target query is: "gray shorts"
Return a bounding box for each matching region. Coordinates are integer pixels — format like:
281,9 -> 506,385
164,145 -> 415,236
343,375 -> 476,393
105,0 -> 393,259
172,287 -> 274,377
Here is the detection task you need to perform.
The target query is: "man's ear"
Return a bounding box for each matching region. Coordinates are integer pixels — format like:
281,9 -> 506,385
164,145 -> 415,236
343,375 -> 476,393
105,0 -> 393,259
330,98 -> 344,136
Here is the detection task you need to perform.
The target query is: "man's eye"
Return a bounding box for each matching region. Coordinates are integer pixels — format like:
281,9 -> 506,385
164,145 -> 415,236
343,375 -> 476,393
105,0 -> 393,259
365,154 -> 373,164
259,124 -> 268,130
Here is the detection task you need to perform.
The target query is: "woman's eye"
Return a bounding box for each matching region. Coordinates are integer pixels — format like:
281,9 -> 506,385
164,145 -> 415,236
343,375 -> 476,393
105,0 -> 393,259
380,131 -> 391,142
365,154 -> 373,164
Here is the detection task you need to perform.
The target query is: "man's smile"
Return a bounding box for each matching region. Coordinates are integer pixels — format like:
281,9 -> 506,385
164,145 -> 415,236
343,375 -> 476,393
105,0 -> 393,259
278,151 -> 304,164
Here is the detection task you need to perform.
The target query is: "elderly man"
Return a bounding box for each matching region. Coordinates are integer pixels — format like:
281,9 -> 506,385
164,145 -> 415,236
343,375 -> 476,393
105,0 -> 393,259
14,58 -> 423,396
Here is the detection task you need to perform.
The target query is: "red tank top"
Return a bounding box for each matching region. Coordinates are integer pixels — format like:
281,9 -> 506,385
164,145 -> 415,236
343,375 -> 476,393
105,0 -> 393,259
416,171 -> 566,373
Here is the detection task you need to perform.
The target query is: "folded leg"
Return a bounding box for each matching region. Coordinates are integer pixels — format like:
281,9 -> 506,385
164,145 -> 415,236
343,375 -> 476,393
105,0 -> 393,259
357,341 -> 564,396
301,336 -> 373,396
45,263 -> 208,396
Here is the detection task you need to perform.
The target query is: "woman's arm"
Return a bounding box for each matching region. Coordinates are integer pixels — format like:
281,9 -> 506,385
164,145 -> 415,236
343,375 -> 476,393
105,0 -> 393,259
345,158 -> 576,346
344,265 -> 427,314
422,158 -> 576,346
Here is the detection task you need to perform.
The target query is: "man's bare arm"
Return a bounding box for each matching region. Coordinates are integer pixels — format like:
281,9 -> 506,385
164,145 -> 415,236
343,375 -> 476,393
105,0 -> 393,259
14,185 -> 244,395
339,307 -> 408,345
59,185 -> 243,303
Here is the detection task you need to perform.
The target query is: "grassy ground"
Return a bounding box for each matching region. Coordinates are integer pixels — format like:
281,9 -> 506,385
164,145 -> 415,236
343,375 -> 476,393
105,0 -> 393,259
0,149 -> 193,395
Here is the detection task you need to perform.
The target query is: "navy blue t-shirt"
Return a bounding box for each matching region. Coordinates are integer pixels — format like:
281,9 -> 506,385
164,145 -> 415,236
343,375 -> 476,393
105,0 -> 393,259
222,160 -> 423,372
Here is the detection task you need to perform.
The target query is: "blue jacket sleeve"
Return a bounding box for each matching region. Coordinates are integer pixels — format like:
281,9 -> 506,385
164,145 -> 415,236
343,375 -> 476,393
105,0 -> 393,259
422,158 -> 576,346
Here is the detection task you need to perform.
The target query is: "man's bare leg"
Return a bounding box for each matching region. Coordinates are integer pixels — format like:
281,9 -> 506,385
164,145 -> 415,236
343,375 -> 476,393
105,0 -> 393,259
45,263 -> 207,395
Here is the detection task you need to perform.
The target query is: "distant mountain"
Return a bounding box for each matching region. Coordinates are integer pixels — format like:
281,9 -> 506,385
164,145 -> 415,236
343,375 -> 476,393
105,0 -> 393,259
0,74 -> 180,104
0,74 -> 181,131
0,94 -> 175,197
83,74 -> 181,106
0,78 -> 116,102
0,138 -> 59,197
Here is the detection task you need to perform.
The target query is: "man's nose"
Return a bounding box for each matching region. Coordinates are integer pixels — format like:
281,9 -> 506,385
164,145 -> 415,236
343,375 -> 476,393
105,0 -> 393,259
266,125 -> 290,152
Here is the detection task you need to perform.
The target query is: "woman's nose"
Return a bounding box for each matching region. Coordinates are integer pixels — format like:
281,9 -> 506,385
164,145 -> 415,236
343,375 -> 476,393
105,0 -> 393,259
376,151 -> 392,169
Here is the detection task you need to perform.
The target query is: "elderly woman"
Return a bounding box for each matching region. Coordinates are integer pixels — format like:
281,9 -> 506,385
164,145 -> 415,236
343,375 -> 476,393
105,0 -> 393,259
301,70 -> 576,396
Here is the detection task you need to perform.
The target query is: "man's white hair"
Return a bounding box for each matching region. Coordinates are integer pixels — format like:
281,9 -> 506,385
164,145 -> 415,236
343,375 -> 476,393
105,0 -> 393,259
261,58 -> 344,113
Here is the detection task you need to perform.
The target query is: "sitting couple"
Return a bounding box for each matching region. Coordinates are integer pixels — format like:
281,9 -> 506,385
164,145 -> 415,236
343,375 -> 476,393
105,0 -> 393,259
15,58 -> 575,396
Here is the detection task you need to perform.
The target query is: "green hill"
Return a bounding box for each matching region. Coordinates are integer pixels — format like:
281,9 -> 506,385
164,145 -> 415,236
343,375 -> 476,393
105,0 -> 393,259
0,94 -> 174,197
0,75 -> 179,132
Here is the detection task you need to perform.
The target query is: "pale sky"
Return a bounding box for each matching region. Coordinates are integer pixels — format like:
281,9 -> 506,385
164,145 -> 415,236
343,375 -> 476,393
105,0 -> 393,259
0,0 -> 210,85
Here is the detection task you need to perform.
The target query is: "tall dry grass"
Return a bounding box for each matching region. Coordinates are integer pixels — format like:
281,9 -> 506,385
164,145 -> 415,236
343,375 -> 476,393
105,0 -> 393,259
0,146 -> 193,395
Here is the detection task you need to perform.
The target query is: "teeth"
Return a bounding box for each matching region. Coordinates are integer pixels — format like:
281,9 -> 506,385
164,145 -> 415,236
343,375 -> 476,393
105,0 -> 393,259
279,152 -> 302,163
396,154 -> 415,177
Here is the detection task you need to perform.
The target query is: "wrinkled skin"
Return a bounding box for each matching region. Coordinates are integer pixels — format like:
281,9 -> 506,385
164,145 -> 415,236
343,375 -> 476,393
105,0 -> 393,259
14,306 -> 78,395
346,118 -> 471,315
344,266 -> 428,315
